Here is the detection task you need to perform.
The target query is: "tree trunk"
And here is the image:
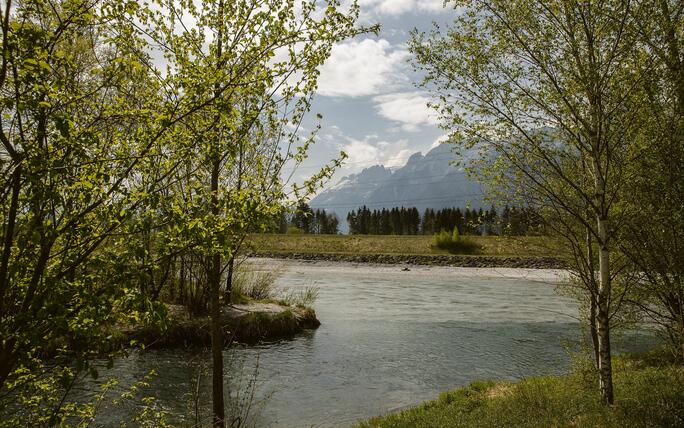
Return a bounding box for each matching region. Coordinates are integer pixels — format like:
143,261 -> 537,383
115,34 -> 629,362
210,159 -> 225,427
210,252 -> 224,427
586,225 -> 600,368
211,2 -> 226,425
224,256 -> 234,304
596,217 -> 614,405
0,340 -> 17,388
589,295 -> 600,368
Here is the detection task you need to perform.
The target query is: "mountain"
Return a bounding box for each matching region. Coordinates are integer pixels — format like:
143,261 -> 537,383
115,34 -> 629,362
310,143 -> 484,232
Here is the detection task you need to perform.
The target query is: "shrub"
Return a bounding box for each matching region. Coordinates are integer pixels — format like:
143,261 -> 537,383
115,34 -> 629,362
280,286 -> 320,308
287,226 -> 305,234
231,265 -> 282,302
432,227 -> 480,254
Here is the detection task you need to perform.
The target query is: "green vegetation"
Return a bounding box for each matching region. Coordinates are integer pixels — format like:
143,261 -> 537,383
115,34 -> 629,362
0,0 -> 365,425
345,205 -> 539,236
230,264 -> 284,303
358,351 -> 684,428
432,228 -> 480,255
0,0 -> 681,425
412,0 -> 684,404
250,233 -> 561,258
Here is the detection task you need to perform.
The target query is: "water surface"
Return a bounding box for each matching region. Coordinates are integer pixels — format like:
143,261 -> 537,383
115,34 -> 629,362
90,261 -> 655,427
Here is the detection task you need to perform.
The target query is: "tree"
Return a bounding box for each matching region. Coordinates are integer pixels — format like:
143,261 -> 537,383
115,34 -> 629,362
411,0 -> 647,403
293,203 -> 315,234
134,2 -> 366,424
0,0 -> 178,396
619,0 -> 684,357
0,0 -> 367,424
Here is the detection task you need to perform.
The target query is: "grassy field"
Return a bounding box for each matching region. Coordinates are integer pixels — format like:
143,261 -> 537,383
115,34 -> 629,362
357,351 -> 684,428
249,234 -> 563,258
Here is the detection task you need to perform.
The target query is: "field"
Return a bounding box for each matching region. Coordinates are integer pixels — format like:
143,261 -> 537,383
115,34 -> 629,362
248,234 -> 562,258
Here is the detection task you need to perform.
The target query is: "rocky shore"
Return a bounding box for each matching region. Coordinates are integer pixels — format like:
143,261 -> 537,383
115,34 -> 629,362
250,252 -> 566,269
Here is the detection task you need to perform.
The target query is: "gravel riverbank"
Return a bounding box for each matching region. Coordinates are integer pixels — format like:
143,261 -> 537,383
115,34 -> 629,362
250,252 -> 566,269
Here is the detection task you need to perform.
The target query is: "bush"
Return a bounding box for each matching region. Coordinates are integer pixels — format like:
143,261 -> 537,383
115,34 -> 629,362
280,286 -> 320,308
432,227 -> 480,254
231,265 -> 282,302
286,226 -> 305,234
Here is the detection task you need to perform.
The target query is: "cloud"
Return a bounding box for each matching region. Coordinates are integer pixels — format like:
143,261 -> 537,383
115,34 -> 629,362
352,0 -> 448,17
317,39 -> 409,97
339,134 -> 412,172
364,0 -> 446,16
373,91 -> 439,132
430,134 -> 450,150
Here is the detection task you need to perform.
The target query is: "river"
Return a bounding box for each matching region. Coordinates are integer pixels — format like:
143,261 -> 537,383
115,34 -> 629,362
86,260 -> 657,427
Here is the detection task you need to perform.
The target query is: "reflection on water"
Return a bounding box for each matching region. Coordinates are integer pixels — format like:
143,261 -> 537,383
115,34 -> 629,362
86,261 -> 657,427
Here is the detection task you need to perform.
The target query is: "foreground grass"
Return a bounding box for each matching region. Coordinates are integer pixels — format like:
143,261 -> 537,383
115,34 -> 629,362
250,234 -> 562,258
357,352 -> 684,428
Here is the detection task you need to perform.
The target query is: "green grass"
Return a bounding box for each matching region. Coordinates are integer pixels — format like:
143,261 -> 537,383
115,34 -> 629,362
357,351 -> 684,428
249,234 -> 562,258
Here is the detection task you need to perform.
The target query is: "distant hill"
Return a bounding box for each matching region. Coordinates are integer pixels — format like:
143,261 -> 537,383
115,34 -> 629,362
310,143 -> 484,232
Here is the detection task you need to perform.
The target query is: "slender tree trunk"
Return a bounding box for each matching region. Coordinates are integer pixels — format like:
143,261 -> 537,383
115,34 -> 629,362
224,256 -> 234,304
589,295 -> 600,368
0,339 -> 17,388
0,164 -> 21,313
210,159 -> 225,427
210,2 -> 226,425
585,225 -> 600,368
596,217 -> 614,405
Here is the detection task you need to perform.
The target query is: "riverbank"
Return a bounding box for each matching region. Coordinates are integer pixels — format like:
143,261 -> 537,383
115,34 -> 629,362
248,257 -> 569,284
121,302 -> 320,348
250,252 -> 565,269
357,350 -> 684,427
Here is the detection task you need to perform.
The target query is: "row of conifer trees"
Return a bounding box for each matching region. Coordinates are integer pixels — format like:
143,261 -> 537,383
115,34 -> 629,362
346,205 -> 540,236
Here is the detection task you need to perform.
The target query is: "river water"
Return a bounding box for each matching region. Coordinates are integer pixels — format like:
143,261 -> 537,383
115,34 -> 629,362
88,260 -> 656,427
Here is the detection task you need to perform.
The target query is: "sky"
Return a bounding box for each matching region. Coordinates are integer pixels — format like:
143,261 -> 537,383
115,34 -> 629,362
283,0 -> 460,190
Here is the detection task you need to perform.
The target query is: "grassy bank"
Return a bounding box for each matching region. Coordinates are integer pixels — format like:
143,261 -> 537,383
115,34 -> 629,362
249,234 -> 562,258
358,351 -> 684,427
123,304 -> 319,348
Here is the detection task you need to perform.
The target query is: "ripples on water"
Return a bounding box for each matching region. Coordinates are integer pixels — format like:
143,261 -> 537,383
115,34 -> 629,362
85,262 -> 657,427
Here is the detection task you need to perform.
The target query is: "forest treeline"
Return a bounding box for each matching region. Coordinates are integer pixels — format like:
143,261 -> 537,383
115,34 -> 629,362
279,203 -> 340,235
346,205 -> 539,236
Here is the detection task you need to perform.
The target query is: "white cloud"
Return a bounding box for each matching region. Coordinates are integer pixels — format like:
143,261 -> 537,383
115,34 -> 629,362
428,135 -> 446,151
373,91 -> 439,131
353,0 -> 448,17
368,0 -> 446,15
339,135 -> 412,172
385,148 -> 413,167
317,39 -> 409,97
343,138 -> 381,166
